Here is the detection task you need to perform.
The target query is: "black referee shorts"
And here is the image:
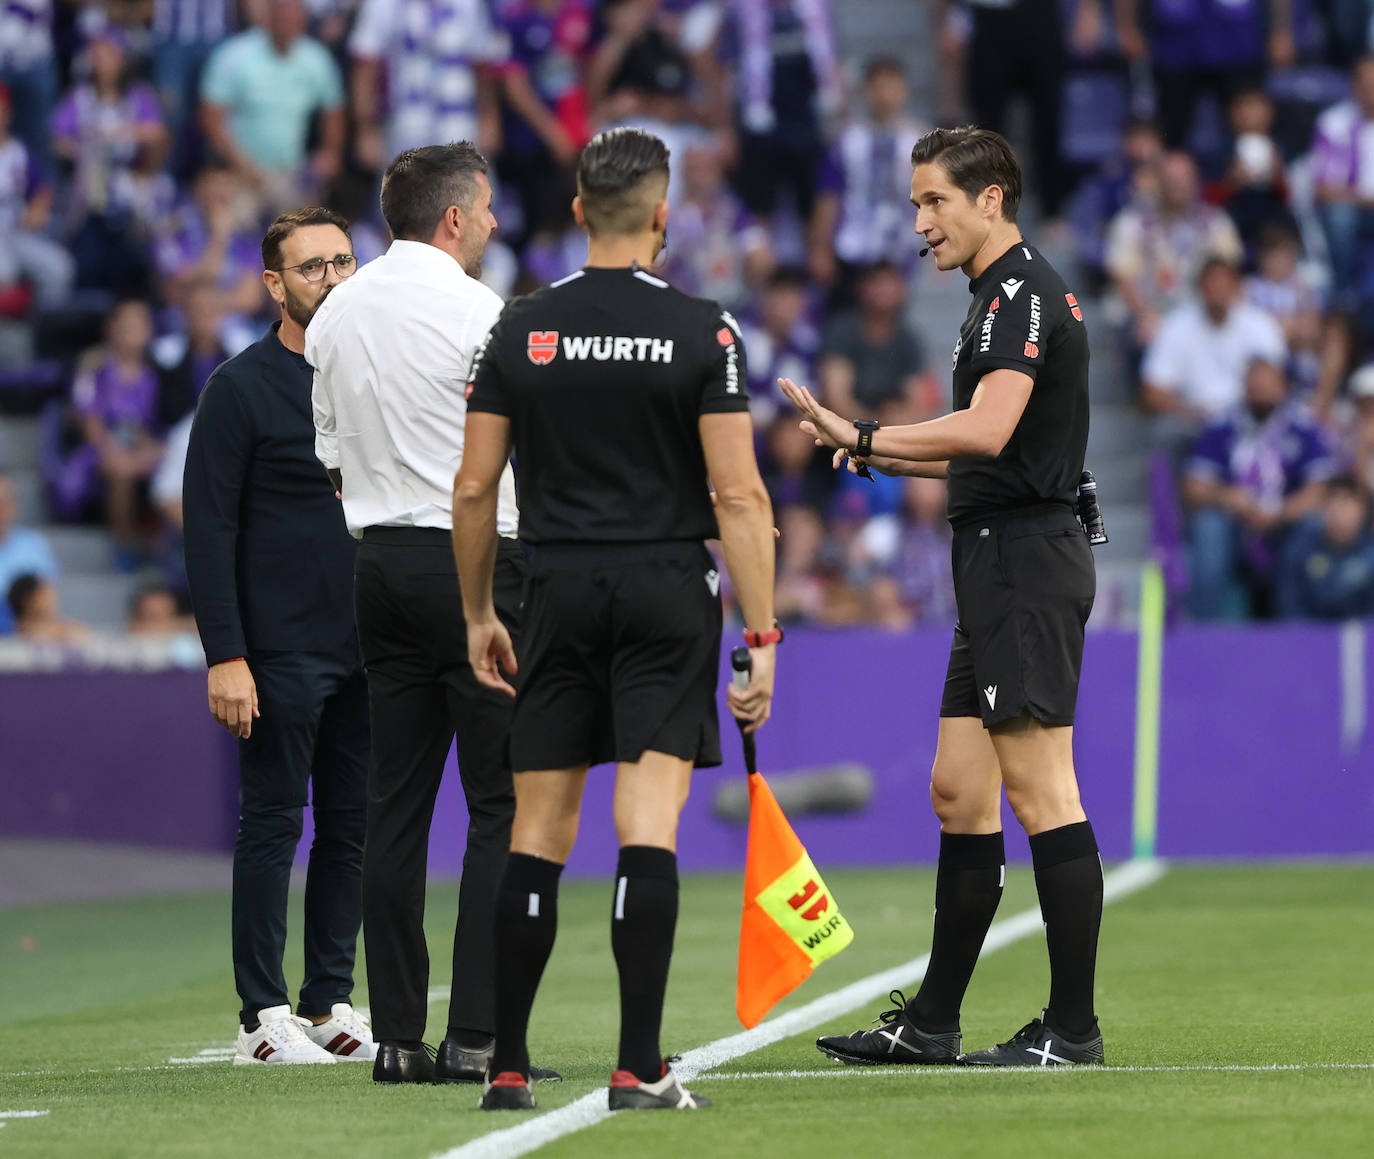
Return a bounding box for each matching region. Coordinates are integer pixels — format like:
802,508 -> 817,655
940,503 -> 1095,729
510,540 -> 724,772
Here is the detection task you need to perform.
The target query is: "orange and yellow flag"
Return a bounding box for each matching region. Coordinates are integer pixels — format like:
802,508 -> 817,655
736,770 -> 854,1028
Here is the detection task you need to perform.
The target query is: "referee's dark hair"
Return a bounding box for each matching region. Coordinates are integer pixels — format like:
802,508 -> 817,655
261,206 -> 352,271
911,126 -> 1022,223
576,127 -> 670,237
381,142 -> 489,242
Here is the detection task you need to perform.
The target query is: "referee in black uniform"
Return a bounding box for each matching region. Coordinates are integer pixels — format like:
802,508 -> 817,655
454,128 -> 778,1111
783,127 -> 1105,1067
185,207 -> 377,1064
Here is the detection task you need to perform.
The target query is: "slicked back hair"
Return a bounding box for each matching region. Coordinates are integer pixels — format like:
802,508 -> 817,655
262,206 -> 352,270
910,126 -> 1022,223
576,128 -> 670,237
381,142 -> 489,241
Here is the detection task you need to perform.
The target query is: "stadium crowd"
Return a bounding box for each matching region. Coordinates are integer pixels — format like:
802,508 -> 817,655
3,0 -> 1374,640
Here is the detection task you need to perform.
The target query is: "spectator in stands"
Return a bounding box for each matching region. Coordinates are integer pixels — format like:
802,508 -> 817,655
1106,151 -> 1244,354
6,572 -> 92,642
1244,221 -> 1338,411
151,409 -> 192,591
0,470 -> 57,635
0,82 -> 72,308
1346,363 -> 1374,494
494,0 -> 594,249
348,0 -> 504,173
818,260 -> 930,425
0,0 -> 56,173
53,298 -> 164,564
1070,116 -> 1165,287
1276,473 -> 1374,619
1310,55 -> 1374,309
128,581 -> 196,634
155,162 -> 264,315
661,139 -> 771,310
809,56 -> 925,303
719,0 -> 840,230
1183,357 -> 1334,619
591,0 -> 701,213
739,264 -> 819,426
1208,88 -> 1294,256
153,278 -> 234,427
1142,254 -> 1286,425
200,0 -> 345,208
52,22 -> 169,294
849,474 -> 955,630
1116,0 -> 1294,155
152,0 -> 238,177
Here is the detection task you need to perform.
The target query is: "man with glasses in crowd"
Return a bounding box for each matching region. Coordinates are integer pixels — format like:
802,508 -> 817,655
184,207 -> 375,1066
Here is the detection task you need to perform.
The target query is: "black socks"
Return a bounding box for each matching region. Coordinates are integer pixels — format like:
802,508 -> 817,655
490,852 -> 563,1077
610,845 -> 679,1083
1030,820 -> 1103,1039
907,831 -> 1006,1033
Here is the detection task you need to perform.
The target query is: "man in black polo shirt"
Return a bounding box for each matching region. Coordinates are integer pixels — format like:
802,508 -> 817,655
782,127 -> 1105,1067
184,208 -> 375,1066
453,128 -> 779,1111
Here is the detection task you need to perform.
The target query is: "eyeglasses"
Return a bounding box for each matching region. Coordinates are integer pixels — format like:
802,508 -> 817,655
274,254 -> 357,283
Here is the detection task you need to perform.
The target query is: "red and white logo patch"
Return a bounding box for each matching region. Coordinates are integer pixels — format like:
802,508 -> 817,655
716,327 -> 735,347
1065,293 -> 1083,322
1023,342 -> 1040,358
527,330 -> 559,366
989,296 -> 1000,312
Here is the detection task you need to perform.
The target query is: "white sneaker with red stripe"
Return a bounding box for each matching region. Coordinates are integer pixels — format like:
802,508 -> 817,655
302,1003 -> 377,1061
233,1005 -> 337,1066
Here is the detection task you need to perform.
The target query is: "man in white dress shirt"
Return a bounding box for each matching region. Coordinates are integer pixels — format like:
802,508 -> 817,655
308,142 -> 553,1086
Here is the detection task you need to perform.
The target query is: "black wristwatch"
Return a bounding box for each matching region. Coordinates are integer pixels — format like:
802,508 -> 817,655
852,419 -> 880,457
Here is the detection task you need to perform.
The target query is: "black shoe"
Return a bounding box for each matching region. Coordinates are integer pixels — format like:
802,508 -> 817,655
372,1042 -> 436,1084
435,1037 -> 492,1083
608,1067 -> 711,1110
959,1015 -> 1104,1067
434,1035 -> 564,1084
481,1071 -> 536,1110
815,990 -> 961,1066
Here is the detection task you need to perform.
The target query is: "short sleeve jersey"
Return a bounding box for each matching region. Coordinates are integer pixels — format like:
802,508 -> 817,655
946,242 -> 1090,525
465,266 -> 750,544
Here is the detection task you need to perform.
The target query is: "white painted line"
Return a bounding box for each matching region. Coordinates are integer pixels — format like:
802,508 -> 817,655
1340,619 -> 1366,755
430,859 -> 1167,1159
701,1063 -> 1374,1080
0,1110 -> 50,1118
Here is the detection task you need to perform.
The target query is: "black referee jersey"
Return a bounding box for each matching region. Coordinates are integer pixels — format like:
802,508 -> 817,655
947,242 -> 1089,524
465,265 -> 750,541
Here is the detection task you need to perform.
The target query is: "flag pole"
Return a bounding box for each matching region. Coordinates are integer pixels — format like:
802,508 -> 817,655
730,646 -> 757,775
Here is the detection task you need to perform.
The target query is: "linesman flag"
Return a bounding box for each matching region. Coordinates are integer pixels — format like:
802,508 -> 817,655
731,649 -> 854,1028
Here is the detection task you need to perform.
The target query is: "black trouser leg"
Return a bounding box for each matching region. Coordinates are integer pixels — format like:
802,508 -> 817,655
444,547 -> 522,1039
299,661 -> 369,1017
233,652 -> 329,1026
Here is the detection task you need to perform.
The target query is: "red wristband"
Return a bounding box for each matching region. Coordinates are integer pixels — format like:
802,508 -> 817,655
742,623 -> 784,648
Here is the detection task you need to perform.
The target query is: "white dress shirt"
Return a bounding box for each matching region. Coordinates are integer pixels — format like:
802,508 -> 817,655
1141,298 -> 1287,419
307,239 -> 519,538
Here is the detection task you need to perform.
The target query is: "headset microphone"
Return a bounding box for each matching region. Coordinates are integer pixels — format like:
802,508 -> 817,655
919,246 -> 930,257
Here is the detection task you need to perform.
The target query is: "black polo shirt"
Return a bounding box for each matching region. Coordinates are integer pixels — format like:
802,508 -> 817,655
465,266 -> 750,545
946,241 -> 1090,526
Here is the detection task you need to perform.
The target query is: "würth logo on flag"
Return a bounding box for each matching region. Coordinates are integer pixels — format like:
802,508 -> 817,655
1066,293 -> 1083,322
527,331 -> 559,365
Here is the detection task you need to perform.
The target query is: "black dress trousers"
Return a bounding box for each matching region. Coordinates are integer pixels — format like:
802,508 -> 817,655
354,528 -> 525,1042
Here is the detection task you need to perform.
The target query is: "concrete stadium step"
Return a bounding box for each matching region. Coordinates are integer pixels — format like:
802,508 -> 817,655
8,466 -> 45,523
1086,451 -> 1150,505
45,526 -> 115,574
1086,403 -> 1147,456
0,415 -> 40,470
54,571 -> 140,632
1100,501 -> 1150,559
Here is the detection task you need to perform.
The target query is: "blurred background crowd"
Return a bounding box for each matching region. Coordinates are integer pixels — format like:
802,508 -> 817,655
2,0 -> 1374,656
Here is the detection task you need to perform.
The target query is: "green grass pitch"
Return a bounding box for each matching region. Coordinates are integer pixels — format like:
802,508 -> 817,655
2,863 -> 1371,1157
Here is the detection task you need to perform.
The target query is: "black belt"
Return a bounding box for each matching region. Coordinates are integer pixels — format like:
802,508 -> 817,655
950,501 -> 1076,536
361,526 -> 452,546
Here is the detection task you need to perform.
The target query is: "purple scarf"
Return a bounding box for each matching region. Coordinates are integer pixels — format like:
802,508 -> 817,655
737,0 -> 839,133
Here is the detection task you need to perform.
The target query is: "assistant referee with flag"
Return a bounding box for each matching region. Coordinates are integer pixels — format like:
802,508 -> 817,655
454,127 -> 779,1112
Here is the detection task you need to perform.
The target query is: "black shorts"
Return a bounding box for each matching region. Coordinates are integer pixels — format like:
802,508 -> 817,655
940,504 -> 1095,729
509,540 -> 724,772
